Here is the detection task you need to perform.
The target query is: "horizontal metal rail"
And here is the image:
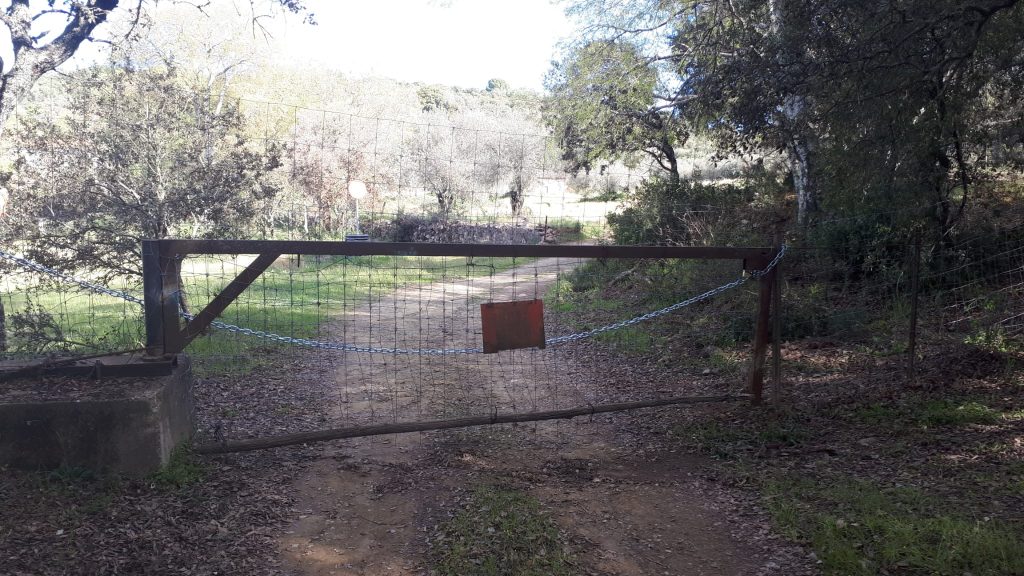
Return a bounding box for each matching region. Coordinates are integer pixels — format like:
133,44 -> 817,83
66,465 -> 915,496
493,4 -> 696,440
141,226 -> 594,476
156,239 -> 774,265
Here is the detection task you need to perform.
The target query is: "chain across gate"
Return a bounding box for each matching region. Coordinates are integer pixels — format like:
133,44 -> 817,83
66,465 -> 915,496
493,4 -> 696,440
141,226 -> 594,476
0,243 -> 785,355
2,240 -> 786,450
1,240 -> 785,406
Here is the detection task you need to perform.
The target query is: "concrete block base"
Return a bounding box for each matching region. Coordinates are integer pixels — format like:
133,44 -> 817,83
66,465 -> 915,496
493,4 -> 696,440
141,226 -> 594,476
0,355 -> 194,477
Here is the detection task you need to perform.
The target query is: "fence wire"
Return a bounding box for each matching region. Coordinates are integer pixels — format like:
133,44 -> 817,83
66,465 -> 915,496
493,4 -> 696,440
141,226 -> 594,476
1,81 -> 1021,440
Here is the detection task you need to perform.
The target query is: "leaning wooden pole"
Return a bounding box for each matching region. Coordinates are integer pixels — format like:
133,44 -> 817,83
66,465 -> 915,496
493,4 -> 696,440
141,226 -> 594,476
195,394 -> 747,454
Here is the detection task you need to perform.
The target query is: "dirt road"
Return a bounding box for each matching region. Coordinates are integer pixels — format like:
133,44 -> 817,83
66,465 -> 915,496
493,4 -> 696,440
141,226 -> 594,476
276,256 -> 812,575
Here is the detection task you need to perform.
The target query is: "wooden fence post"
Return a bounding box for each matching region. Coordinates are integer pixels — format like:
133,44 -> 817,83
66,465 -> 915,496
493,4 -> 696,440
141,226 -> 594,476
159,242 -> 185,355
908,234 -> 921,383
142,240 -> 164,356
771,230 -> 784,406
748,265 -> 775,405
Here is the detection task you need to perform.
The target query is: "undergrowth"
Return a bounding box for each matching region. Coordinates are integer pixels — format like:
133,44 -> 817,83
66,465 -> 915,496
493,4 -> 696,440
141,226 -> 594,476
149,444 -> 205,490
431,485 -> 576,576
763,476 -> 1024,576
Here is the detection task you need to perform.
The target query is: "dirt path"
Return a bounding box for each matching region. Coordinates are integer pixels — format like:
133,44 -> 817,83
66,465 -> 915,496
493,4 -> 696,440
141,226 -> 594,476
276,257 -> 810,575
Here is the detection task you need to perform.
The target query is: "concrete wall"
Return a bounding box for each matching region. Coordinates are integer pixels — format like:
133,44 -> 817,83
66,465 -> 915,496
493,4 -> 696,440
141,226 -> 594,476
0,356 -> 194,477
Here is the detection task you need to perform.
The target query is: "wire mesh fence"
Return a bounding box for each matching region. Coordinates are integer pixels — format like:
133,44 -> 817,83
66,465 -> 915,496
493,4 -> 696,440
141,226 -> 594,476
1,83 -> 1021,442
2,213 -> 1021,444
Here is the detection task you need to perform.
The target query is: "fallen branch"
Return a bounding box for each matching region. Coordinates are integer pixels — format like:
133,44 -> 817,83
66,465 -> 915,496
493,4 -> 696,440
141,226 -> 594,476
196,394 -> 747,454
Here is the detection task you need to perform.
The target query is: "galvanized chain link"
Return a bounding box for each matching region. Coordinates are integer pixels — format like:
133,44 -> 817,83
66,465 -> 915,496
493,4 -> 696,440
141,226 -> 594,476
0,249 -> 145,305
547,243 -> 787,345
751,242 -> 788,279
177,309 -> 482,355
0,244 -> 786,355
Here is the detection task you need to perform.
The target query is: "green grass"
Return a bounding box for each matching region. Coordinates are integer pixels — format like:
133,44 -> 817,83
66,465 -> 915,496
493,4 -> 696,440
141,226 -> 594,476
594,325 -> 655,354
850,398 -> 1002,430
23,466 -> 123,522
4,254 -> 525,375
763,475 -> 1024,576
543,218 -> 607,243
548,278 -> 576,313
917,399 -> 1000,427
671,416 -> 809,458
432,485 -> 576,576
1,288 -> 144,353
149,444 -> 205,490
849,403 -> 901,426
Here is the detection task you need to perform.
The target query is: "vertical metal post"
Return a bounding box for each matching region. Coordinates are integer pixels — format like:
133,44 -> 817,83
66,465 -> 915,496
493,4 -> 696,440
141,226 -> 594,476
142,240 -> 164,356
159,243 -> 185,355
771,231 -> 784,406
747,265 -> 775,406
908,234 -> 921,383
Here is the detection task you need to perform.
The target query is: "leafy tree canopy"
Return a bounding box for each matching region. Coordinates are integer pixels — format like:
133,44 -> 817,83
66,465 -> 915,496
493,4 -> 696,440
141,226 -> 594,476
552,0 -> 1024,228
544,40 -> 686,181
0,0 -> 313,137
7,62 -> 282,278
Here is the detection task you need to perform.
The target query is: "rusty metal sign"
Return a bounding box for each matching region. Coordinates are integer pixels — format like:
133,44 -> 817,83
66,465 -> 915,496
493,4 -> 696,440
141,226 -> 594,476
480,299 -> 545,354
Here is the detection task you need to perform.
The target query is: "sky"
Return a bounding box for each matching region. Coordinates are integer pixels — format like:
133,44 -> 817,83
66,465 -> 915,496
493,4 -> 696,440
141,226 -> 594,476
267,0 -> 575,91
0,0 -> 576,92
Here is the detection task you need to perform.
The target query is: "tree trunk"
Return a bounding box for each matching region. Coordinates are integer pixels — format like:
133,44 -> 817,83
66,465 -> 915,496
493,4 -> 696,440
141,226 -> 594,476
0,55 -> 48,139
0,1 -> 119,139
0,300 -> 6,352
664,139 -> 680,185
769,1 -> 819,226
788,134 -> 818,226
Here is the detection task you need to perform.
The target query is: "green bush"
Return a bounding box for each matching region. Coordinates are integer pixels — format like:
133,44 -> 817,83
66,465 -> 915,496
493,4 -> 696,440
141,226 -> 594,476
726,303 -> 869,342
607,177 -> 772,246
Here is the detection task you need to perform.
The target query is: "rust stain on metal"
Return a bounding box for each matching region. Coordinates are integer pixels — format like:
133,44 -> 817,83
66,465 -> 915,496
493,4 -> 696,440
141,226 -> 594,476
480,299 -> 545,354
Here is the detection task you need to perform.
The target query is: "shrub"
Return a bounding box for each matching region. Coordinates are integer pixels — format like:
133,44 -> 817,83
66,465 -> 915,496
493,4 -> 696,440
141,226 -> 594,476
607,177 -> 778,246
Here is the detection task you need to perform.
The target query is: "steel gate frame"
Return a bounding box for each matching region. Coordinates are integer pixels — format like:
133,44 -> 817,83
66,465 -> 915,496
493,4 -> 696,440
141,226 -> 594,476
141,239 -> 780,405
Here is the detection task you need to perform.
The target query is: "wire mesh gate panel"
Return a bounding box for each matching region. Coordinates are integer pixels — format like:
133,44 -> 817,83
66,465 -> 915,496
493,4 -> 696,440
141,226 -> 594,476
138,240 -> 778,449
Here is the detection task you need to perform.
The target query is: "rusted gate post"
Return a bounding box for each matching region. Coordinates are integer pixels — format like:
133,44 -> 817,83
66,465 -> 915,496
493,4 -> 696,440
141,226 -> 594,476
141,240 -> 164,356
907,233 -> 921,383
747,246 -> 779,405
770,230 -> 784,406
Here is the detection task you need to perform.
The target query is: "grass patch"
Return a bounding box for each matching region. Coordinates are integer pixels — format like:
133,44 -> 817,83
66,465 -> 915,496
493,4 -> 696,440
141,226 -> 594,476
149,444 -> 205,490
544,218 -> 606,242
22,466 -> 123,522
917,399 -> 1000,427
594,325 -> 655,354
432,485 -> 576,576
672,416 -> 809,458
4,254 -> 525,375
764,475 -> 1024,576
850,403 -> 901,426
850,398 -> 1002,430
